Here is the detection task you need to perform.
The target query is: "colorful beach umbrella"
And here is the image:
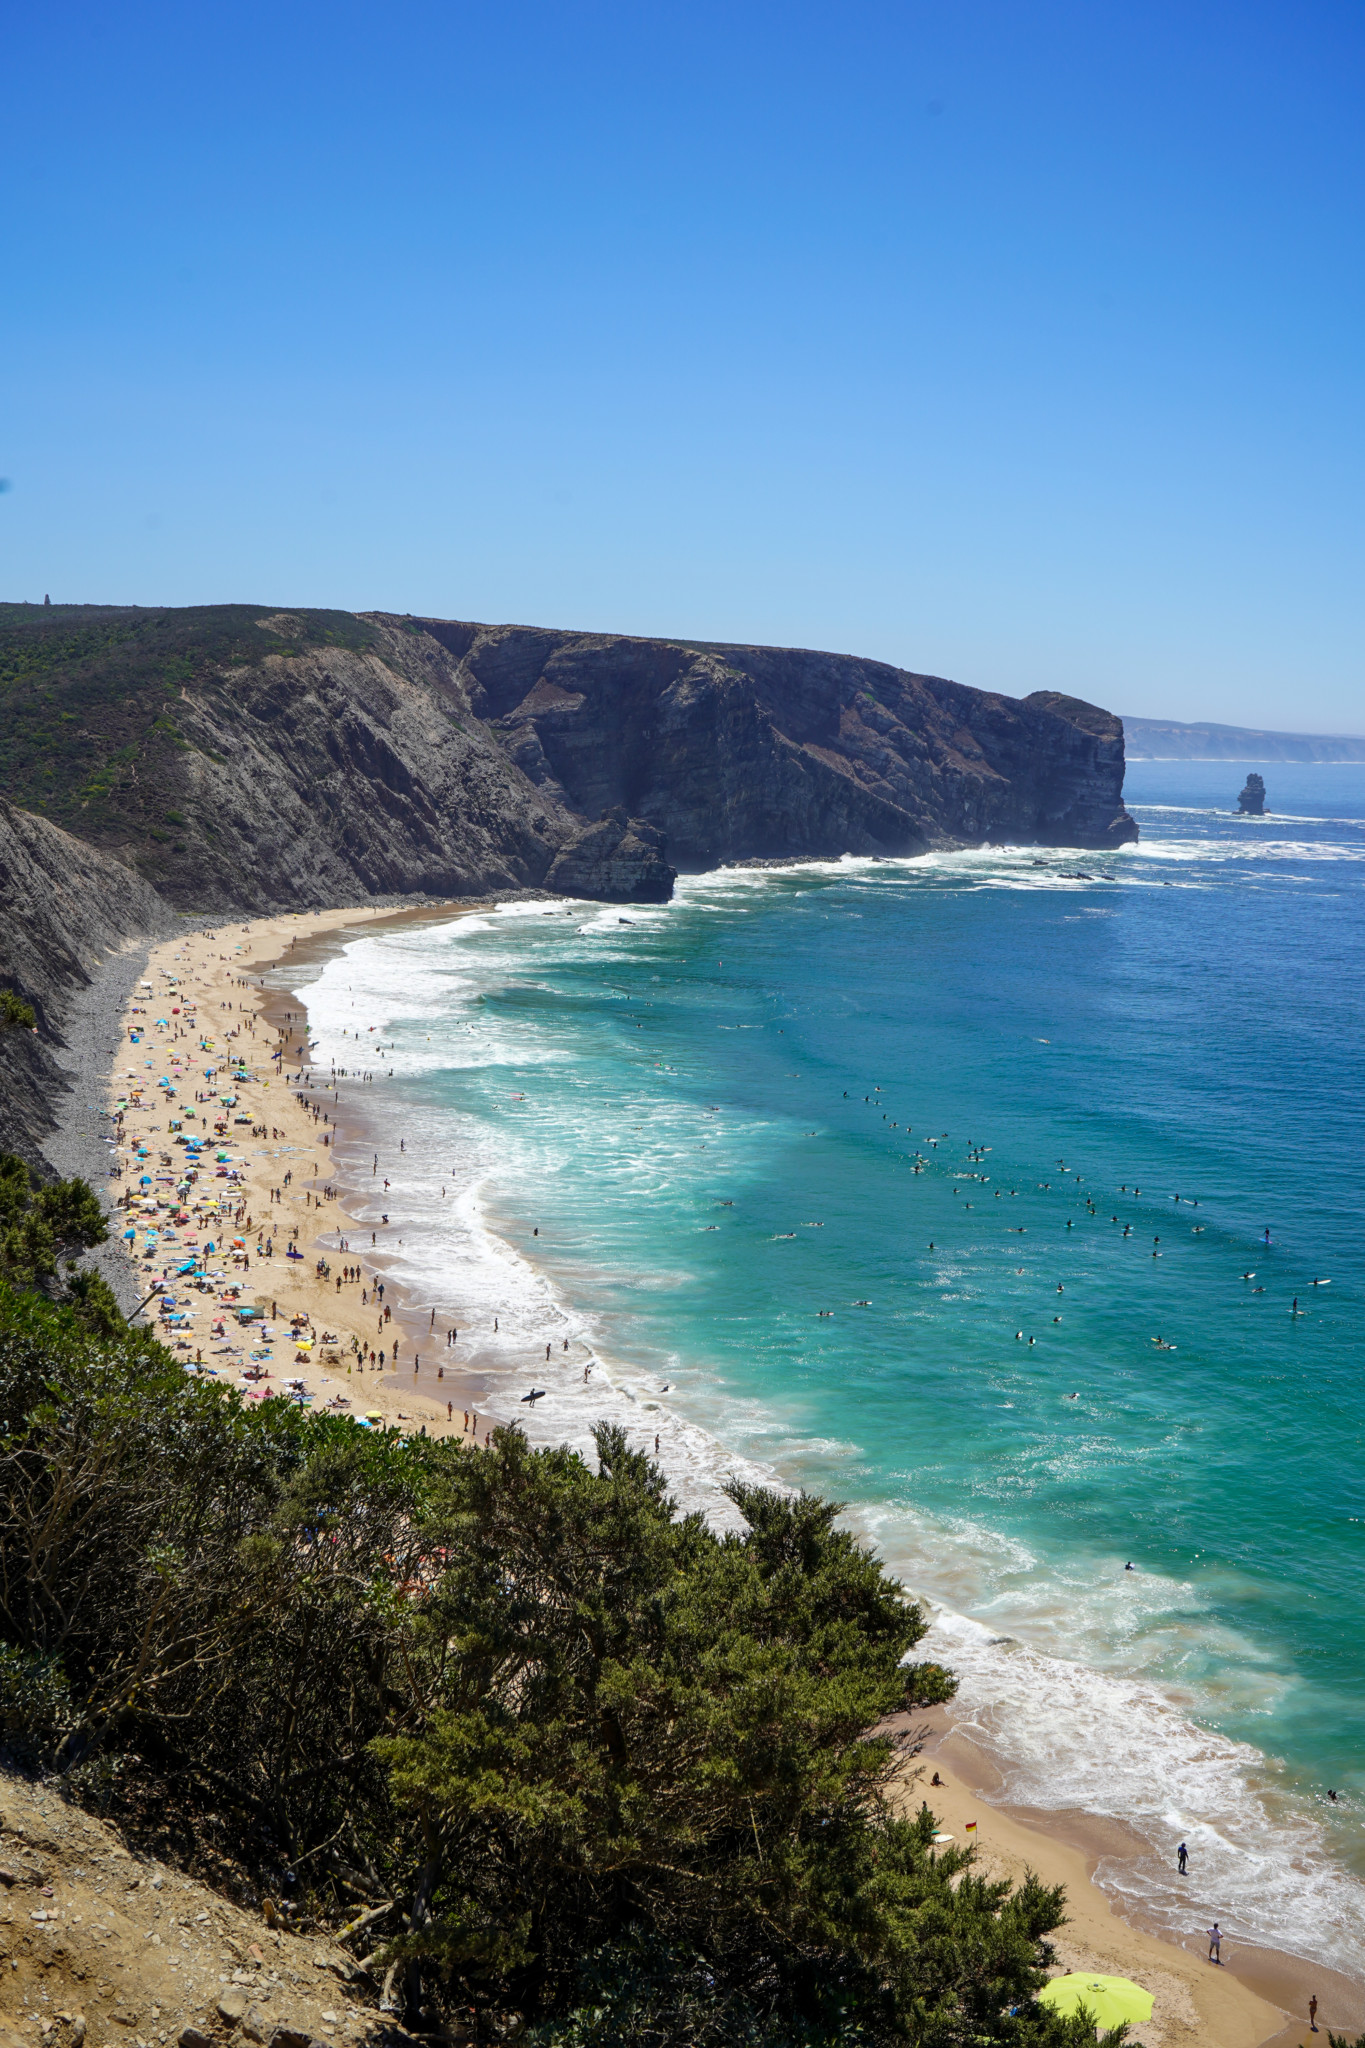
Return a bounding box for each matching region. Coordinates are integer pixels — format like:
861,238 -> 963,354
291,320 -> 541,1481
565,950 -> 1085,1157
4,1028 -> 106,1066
1037,1976 -> 1153,2028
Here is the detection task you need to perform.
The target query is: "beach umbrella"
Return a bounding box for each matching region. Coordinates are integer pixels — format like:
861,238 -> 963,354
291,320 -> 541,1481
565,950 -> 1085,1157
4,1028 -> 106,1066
1037,1976 -> 1153,2028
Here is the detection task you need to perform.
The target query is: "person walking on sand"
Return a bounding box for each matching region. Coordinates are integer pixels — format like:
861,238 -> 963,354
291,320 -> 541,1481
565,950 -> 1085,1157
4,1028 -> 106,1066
1177,1842 -> 1188,1874
1309,1993 -> 1318,2031
1207,1924 -> 1222,1964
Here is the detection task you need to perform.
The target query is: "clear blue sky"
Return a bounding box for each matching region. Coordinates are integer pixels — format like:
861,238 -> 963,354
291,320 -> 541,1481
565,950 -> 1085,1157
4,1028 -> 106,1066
4,1 -> 1363,729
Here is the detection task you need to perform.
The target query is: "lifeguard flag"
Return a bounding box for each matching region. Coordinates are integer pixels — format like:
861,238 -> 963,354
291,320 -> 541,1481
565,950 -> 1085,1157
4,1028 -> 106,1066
965,1821 -> 978,1833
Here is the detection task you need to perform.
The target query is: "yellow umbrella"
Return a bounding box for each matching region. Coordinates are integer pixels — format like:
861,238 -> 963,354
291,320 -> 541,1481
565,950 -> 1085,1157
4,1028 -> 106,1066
1038,1975 -> 1153,2028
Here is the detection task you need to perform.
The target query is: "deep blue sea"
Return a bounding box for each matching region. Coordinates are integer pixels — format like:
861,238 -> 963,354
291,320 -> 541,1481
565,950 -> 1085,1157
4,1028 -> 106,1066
300,759 -> 1365,1973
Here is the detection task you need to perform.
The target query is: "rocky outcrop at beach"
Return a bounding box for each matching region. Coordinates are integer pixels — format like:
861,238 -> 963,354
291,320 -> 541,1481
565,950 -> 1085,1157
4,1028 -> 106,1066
546,807 -> 676,903
1237,773 -> 1267,814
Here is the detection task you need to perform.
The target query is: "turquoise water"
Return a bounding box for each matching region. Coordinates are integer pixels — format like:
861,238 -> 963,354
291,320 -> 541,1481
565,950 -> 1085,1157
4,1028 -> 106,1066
302,760 -> 1365,1971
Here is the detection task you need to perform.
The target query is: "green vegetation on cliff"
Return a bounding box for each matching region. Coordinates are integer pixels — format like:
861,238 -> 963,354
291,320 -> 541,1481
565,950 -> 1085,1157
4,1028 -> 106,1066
0,601 -> 376,856
0,1264 -> 1117,2045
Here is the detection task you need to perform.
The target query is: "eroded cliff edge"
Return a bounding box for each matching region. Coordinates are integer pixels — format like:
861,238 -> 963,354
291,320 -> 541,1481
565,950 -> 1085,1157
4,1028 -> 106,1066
0,795 -> 173,1169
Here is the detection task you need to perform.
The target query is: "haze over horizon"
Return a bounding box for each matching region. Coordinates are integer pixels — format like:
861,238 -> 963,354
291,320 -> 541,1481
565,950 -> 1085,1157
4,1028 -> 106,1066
4,1 -> 1362,733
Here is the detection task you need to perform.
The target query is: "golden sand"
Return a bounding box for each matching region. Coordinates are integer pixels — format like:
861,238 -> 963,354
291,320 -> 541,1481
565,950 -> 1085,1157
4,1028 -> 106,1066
108,905 -> 476,1441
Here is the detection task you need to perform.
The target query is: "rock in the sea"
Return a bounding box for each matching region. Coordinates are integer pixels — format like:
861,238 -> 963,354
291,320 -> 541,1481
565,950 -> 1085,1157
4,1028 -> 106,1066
545,808 -> 676,904
1237,772 -> 1267,814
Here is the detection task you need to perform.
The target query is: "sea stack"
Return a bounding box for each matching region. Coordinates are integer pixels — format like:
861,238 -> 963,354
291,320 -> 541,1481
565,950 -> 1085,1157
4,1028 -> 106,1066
1237,773 -> 1267,815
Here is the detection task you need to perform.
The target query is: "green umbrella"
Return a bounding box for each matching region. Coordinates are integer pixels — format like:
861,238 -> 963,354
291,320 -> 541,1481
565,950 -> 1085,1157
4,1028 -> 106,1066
1037,1975 -> 1153,2028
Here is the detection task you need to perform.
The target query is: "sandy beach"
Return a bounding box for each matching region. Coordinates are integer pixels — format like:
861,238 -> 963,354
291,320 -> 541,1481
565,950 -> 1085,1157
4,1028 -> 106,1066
105,904 -> 488,1442
96,903 -> 1359,2048
907,1708 -> 1365,2048
887,1710 -> 1355,2048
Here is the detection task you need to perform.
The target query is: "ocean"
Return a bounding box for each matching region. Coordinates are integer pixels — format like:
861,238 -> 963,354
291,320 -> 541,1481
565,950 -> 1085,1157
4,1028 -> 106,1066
288,758 -> 1365,1976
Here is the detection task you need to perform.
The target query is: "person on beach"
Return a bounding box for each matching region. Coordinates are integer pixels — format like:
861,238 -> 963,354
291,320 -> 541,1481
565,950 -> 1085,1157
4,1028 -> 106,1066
1309,1994 -> 1319,2031
1177,1842 -> 1188,1873
1207,1924 -> 1222,1964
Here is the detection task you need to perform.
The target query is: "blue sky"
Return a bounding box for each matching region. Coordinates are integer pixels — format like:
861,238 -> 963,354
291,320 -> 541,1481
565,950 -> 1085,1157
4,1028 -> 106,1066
4,0 -> 1362,729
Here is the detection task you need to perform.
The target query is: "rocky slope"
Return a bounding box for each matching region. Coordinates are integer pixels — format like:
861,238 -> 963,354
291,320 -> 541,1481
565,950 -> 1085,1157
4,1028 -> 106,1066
0,606 -> 672,916
0,1766 -> 384,2048
0,798 -> 173,1171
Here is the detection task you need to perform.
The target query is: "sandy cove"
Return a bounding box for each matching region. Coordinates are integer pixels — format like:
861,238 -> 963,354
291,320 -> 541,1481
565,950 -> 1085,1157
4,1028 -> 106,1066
102,905 -> 1356,2048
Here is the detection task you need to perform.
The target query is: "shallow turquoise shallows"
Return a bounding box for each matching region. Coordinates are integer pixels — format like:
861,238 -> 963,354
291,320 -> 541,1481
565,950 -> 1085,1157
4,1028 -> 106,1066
299,759 -> 1365,1975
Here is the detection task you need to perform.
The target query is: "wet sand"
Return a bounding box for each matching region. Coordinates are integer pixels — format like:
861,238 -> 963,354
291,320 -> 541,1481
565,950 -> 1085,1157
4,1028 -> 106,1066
905,1710 -> 1365,2048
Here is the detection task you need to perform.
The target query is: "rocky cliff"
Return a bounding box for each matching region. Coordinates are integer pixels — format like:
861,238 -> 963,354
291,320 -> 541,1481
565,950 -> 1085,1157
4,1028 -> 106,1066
0,796 -> 172,1169
0,603 -> 1135,923
429,622 -> 1137,863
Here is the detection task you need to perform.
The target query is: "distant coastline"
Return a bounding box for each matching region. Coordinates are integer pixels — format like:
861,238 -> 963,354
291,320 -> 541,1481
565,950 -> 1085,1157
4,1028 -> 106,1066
1124,714 -> 1365,761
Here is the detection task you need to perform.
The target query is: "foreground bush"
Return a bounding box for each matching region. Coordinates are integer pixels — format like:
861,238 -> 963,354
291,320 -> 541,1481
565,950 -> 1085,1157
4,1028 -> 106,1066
0,1282 -> 1117,2044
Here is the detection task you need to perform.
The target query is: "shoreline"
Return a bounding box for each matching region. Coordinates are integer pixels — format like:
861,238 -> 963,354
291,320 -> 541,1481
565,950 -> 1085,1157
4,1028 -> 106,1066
89,900 -> 1356,2047
921,1713 -> 1364,2045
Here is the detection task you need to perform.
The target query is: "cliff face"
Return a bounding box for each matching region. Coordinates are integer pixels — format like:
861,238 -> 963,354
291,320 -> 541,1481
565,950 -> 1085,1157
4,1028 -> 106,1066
0,797 -> 172,1169
0,605 -> 672,913
429,624 -> 1137,863
0,603 -> 1133,924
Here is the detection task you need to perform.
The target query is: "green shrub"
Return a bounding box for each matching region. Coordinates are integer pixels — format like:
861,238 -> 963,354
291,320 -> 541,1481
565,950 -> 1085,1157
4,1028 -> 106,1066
0,987 -> 36,1030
